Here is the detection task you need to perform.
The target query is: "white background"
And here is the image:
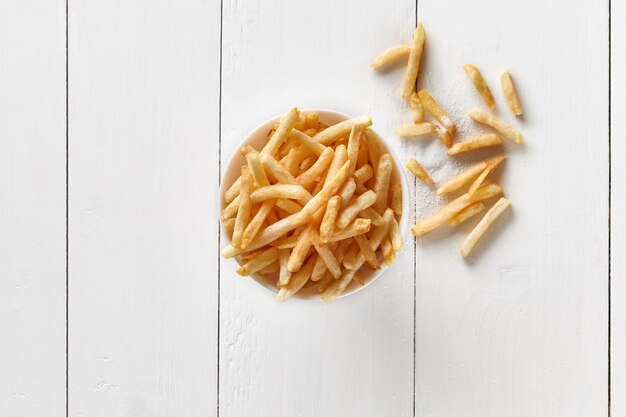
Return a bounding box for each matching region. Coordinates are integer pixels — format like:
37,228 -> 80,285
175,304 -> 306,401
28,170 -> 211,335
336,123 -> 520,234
0,0 -> 621,416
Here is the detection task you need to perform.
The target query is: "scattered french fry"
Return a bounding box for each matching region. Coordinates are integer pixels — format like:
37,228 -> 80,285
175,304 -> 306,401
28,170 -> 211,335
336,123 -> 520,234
468,154 -> 506,196
405,158 -> 435,186
410,92 -> 424,123
500,71 -> 523,116
463,64 -> 495,109
396,122 -> 435,138
447,134 -> 502,155
469,108 -> 523,144
460,198 -> 511,257
436,161 -> 488,195
401,24 -> 425,98
418,89 -> 456,146
448,201 -> 485,227
371,45 -> 411,69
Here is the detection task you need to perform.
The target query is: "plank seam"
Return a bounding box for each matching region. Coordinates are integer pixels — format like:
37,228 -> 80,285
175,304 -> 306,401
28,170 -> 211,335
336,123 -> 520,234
217,0 -> 224,415
413,3 -> 419,417
608,0 -> 612,415
65,0 -> 70,415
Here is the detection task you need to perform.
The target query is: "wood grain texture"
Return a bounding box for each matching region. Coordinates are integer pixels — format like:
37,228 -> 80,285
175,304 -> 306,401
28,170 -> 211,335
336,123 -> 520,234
611,0 -> 624,413
0,1 -> 66,416
414,1 -> 609,416
68,0 -> 220,415
219,1 -> 416,416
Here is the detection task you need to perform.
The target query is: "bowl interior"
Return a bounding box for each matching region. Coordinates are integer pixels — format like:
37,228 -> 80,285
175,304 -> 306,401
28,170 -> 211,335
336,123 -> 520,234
219,109 -> 410,300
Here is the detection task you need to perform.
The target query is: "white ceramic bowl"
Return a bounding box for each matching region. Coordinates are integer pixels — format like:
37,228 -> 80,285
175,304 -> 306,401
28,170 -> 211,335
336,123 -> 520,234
219,109 -> 410,300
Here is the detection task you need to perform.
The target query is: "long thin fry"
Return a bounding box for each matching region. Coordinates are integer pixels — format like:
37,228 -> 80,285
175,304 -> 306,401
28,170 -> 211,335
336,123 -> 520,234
288,129 -> 326,155
287,228 -> 313,272
354,234 -> 380,269
237,247 -> 279,276
310,229 -> 342,278
241,199 -> 275,248
277,254 -> 317,301
468,154 -> 506,196
388,215 -> 404,252
347,125 -> 363,175
220,194 -> 240,222
296,146 -> 334,188
275,199 -> 303,215
460,198 -> 511,257
436,161 -> 488,195
401,23 -> 425,98
250,184 -> 311,203
448,201 -> 485,226
338,178 -> 357,209
319,195 -> 342,245
313,115 -> 372,145
224,177 -> 241,204
500,71 -> 523,116
330,218 -> 371,242
359,207 -> 385,226
261,153 -> 300,185
469,108 -> 523,144
278,248 -> 291,286
336,190 -> 377,229
390,182 -> 403,215
463,64 -> 495,109
261,107 -> 299,156
371,44 -> 411,69
231,166 -> 252,249
373,154 -> 393,213
323,144 -> 347,188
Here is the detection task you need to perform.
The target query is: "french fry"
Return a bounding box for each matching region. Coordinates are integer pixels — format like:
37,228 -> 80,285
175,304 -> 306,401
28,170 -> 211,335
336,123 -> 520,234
283,145 -> 312,176
270,232 -> 300,249
257,261 -> 279,275
353,271 -> 365,286
231,166 -> 252,249
469,108 -> 523,144
342,242 -> 361,269
275,199 -> 303,215
237,247 -> 279,276
288,129 -> 326,156
242,147 -> 270,187
296,146 -> 334,188
460,197 -> 511,257
261,153 -> 300,185
241,213 -> 300,254
310,241 -> 339,282
447,133 -> 502,155
266,208 -> 280,224
277,254 -> 317,301
347,126 -> 363,176
371,44 -> 411,69
353,164 -> 373,184
293,161 -> 351,226
320,195 -> 342,245
390,182 -> 403,215
410,92 -> 424,123
224,177 -> 241,204
354,234 -> 380,269
355,183 -> 368,195
463,64 -> 495,109
278,248 -> 291,286
330,218 -> 371,242
436,161 -> 489,195
220,194 -> 240,222
310,229 -> 342,278
287,227 -> 313,272
448,201 -> 485,227
299,156 -> 315,172
223,218 -> 236,233
313,115 -> 372,145
405,158 -> 435,186
396,122 -> 435,138
500,71 -> 523,116
381,236 -> 395,264
323,144 -> 348,188
336,190 -> 377,229
356,139 -> 369,169
401,23 -> 425,98
359,207 -> 386,226
241,199 -> 276,248
412,183 -> 503,237
388,215 -> 404,252
365,129 -> 383,174
373,154 -> 393,213
418,89 -> 456,146
338,178 -> 357,209
468,154 -> 506,196
294,114 -> 306,131
317,272 -> 334,292
261,107 -> 299,157
250,184 -> 311,203
305,113 -> 319,129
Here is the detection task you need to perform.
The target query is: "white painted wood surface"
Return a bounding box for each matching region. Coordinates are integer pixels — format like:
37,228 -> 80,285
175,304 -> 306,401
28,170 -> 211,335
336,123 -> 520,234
0,0 -> 619,416
0,1 -> 66,416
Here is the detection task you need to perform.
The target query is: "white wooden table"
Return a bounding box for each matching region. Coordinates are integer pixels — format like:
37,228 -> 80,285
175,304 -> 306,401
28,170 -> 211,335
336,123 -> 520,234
0,0 -> 622,416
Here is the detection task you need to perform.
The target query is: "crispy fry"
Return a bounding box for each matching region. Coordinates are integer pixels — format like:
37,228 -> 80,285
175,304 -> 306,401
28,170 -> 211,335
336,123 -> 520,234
371,44 -> 411,69
320,195 -> 342,245
287,227 -> 313,272
305,113 -> 319,129
237,247 -> 279,276
250,184 -> 311,203
310,229 -> 342,278
330,218 -> 371,242
396,122 -> 435,138
359,207 -> 386,226
241,199 -> 276,248
412,183 -> 503,237
436,161 -> 489,195
463,64 -> 495,109
418,89 -> 456,146
405,158 -> 435,186
356,139 -> 369,169
388,215 -> 404,252
401,23 -> 425,98
278,248 -> 292,287
381,236 -> 395,264
336,190 -> 377,229
448,201 -> 485,226
239,213 -> 299,254
373,154 -> 393,213
231,166 -> 252,249
323,144 -> 348,188
270,232 -> 300,249
296,146 -> 334,188
469,108 -> 523,144
354,234 -> 380,269
277,254 -> 317,301
224,177 -> 241,204
447,133 -> 502,155
355,183 -> 368,195
460,197 -> 511,257
220,194 -> 240,222
409,92 -> 424,123
313,115 -> 372,145
347,125 -> 363,175
353,164 -> 373,184
341,241 -> 361,269
390,182 -> 403,215
261,107 -> 299,157
500,71 -> 523,116
275,199 -> 303,215
365,129 -> 382,174
338,178 -> 357,208
468,154 -> 506,196
242,147 -> 270,187
288,129 -> 326,156
261,153 -> 300,185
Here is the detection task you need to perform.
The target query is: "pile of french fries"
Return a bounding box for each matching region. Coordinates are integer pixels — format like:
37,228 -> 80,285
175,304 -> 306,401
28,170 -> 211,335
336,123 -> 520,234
372,23 -> 524,257
220,109 -> 404,301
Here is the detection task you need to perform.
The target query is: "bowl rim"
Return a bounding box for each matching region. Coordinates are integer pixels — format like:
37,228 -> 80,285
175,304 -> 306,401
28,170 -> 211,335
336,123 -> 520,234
218,108 -> 411,301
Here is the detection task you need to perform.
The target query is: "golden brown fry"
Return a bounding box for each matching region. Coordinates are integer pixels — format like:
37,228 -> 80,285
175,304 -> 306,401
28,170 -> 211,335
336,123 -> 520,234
330,218 -> 371,242
468,154 -> 506,196
296,146 -> 334,188
359,207 -> 386,226
365,129 -> 382,174
220,194 -> 240,222
409,92 -> 424,123
270,232 -> 300,249
500,71 -> 523,116
355,183 -> 368,195
436,161 -> 489,195
447,133 -> 502,155
236,247 -> 279,276
313,115 -> 372,145
352,271 -> 365,286
278,248 -> 291,286
418,89 -> 456,146
412,183 -> 503,237
287,228 -> 313,272
240,213 -> 299,254
469,108 -> 523,144
223,218 -> 236,233
261,107 -> 299,157
231,166 -> 252,249
336,190 -> 377,229
310,229 -> 342,279
338,178 -> 357,208
373,154 -> 393,213
347,125 -> 363,175
277,254 -> 317,301
405,158 -> 435,186
242,148 -> 270,187
241,199 -> 276,248
224,177 -> 241,204
401,23 -> 425,98
353,164 -> 373,184
396,122 -> 435,138
390,182 -> 403,215
460,197 -> 511,257
341,242 -> 361,269
463,64 -> 495,109
388,215 -> 404,252
370,44 -> 411,69
250,184 -> 311,203
275,199 -> 303,215
320,195 -> 342,245
288,129 -> 326,156
323,144 -> 348,188
448,201 -> 485,227
305,113 -> 319,129
354,234 -> 380,269
283,145 -> 311,176
356,139 -> 369,169
381,236 -> 395,265
261,153 -> 300,185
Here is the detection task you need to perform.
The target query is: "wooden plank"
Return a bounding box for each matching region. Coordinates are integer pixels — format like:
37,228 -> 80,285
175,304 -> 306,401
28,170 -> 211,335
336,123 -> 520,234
219,1 -> 415,416
0,1 -> 66,415
414,1 -> 609,416
611,0 -> 624,414
68,1 -> 220,415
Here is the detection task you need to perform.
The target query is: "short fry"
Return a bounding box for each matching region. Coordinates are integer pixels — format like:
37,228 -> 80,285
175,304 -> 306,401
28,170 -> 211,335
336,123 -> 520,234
460,197 -> 511,257
353,164 -> 373,185
396,122 -> 435,138
287,228 -> 313,272
296,146 -> 334,188
463,64 -> 495,109
288,129 -> 326,156
500,71 -> 523,116
410,92 -> 424,123
469,108 -> 523,144
278,248 -> 291,286
405,158 -> 435,186
371,44 -> 411,69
